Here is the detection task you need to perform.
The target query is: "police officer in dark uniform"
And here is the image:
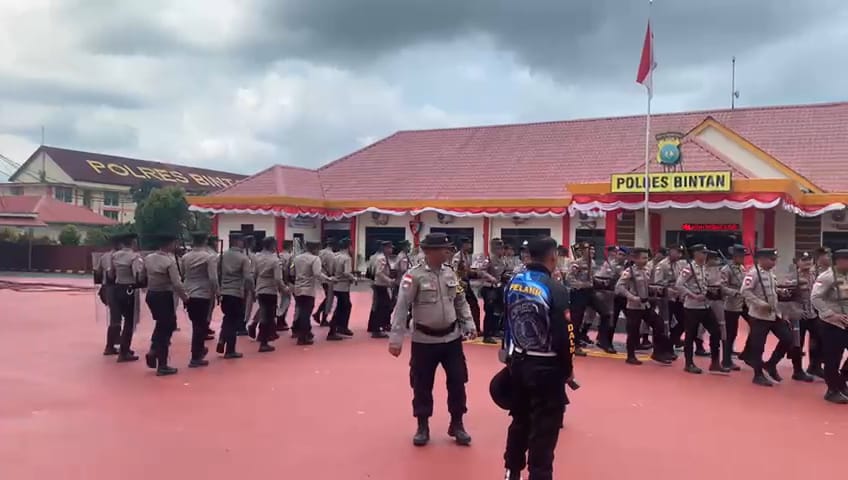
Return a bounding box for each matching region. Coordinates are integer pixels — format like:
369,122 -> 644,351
107,232 -> 143,363
501,236 -> 574,480
388,233 -> 476,447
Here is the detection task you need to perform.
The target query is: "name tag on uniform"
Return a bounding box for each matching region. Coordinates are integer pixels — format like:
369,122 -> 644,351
447,280 -> 457,288
420,281 -> 433,290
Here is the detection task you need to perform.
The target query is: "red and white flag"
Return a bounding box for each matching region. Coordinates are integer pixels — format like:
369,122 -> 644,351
636,22 -> 656,98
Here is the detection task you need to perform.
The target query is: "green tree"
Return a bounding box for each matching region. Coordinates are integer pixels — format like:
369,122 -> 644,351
0,228 -> 19,243
130,179 -> 164,204
83,223 -> 137,247
134,186 -> 190,248
58,225 -> 82,246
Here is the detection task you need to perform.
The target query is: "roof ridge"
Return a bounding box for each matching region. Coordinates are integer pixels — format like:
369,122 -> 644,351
210,164 -> 278,196
317,132 -> 402,174
686,137 -> 757,179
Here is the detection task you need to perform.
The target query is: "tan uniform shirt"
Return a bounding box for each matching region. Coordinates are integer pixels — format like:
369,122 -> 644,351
332,252 -> 354,292
318,248 -> 335,277
478,254 -> 509,287
97,250 -> 114,284
740,265 -> 779,321
254,250 -> 283,295
811,269 -> 848,329
279,251 -> 293,285
144,251 -> 185,295
676,261 -> 710,310
566,257 -> 594,289
179,249 -> 218,299
389,263 -> 474,347
293,252 -> 328,297
656,257 -> 684,301
452,251 -> 473,281
373,253 -> 394,287
720,263 -> 746,312
615,265 -> 651,310
109,248 -> 142,285
220,248 -> 253,298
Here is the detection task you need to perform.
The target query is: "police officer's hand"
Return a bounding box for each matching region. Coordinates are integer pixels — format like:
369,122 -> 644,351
388,343 -> 402,357
464,330 -> 477,341
692,294 -> 706,302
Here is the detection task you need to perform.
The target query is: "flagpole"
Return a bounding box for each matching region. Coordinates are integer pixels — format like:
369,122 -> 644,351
643,0 -> 653,250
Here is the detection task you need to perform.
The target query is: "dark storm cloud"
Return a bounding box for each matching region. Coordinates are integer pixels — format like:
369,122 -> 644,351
0,75 -> 146,109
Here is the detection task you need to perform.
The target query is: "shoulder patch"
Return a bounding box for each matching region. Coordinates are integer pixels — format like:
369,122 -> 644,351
400,273 -> 414,290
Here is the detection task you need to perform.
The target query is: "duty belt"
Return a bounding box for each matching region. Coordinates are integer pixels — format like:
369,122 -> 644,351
513,347 -> 557,358
414,322 -> 457,337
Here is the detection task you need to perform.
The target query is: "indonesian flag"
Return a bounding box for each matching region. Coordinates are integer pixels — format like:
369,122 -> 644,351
636,22 -> 656,98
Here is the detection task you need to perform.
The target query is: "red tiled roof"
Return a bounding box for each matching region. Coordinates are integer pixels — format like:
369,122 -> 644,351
625,137 -> 754,178
0,196 -> 117,226
11,146 -> 247,193
0,217 -> 48,228
214,165 -> 324,198
207,101 -> 848,200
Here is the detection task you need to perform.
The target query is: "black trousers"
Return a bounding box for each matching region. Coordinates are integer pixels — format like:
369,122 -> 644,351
624,308 -> 670,358
724,310 -> 743,366
330,291 -> 352,333
481,286 -> 505,338
220,295 -> 245,354
503,355 -> 566,480
818,320 -> 848,393
683,308 -> 721,364
464,284 -> 481,333
800,317 -> 823,369
668,300 -> 686,346
570,289 -> 610,341
294,295 -> 316,340
747,317 -> 795,375
314,284 -> 331,320
146,291 -> 177,366
367,286 -> 392,333
111,286 -> 137,354
607,295 -> 627,345
104,285 -> 121,348
185,297 -> 212,360
256,293 -> 278,343
409,339 -> 469,418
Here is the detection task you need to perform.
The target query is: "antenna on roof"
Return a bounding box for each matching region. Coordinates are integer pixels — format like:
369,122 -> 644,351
731,56 -> 740,110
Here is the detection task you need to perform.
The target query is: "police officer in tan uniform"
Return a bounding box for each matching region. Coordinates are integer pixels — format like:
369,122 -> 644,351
675,244 -> 727,374
810,249 -> 848,403
95,236 -> 120,355
204,235 -> 220,340
740,248 -> 799,387
388,233 -> 476,447
478,238 -> 510,344
292,241 -> 332,345
276,240 -> 294,332
313,240 -> 337,326
142,233 -> 188,376
657,245 -> 687,348
452,237 -> 481,334
367,240 -> 395,338
106,233 -> 143,363
180,232 -> 218,367
218,232 -> 253,359
253,237 -> 285,352
567,242 -> 606,355
328,238 -> 355,340
720,245 -> 748,371
774,253 -> 816,382
615,247 -> 674,365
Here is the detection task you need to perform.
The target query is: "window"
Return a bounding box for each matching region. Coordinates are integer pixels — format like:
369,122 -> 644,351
429,227 -> 475,252
10,186 -> 23,195
82,191 -> 92,208
103,210 -> 119,221
103,191 -> 120,207
823,232 -> 848,251
54,186 -> 73,203
364,227 -> 406,258
575,229 -> 606,262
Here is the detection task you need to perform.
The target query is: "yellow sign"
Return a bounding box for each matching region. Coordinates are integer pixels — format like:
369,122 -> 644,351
610,171 -> 732,193
86,160 -> 237,189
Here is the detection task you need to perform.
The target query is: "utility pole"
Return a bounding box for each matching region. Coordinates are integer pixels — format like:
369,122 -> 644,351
731,56 -> 740,110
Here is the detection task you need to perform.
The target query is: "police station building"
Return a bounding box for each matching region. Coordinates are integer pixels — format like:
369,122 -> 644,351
188,101 -> 848,271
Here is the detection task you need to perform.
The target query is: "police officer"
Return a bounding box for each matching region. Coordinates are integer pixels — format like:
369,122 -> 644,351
740,248 -> 798,387
367,240 -> 395,339
328,238 -> 355,340
106,232 -> 143,363
388,233 -> 476,447
452,237 -> 481,334
239,235 -> 256,336
276,239 -> 294,332
615,247 -> 674,365
96,235 -> 120,355
566,242 -> 606,356
142,233 -> 188,376
606,246 -> 628,340
180,232 -> 218,367
775,253 -> 816,382
204,235 -> 220,340
720,245 -> 748,371
657,245 -> 686,348
313,240 -> 337,326
675,244 -> 727,374
479,238 -> 510,344
218,232 -> 253,359
292,241 -> 332,345
254,236 -> 285,352
810,249 -> 848,404
501,236 -> 574,480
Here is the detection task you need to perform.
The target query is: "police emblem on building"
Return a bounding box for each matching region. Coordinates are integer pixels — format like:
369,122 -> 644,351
656,132 -> 684,172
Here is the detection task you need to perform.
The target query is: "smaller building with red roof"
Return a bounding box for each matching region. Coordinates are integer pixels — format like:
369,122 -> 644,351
188,101 -> 848,269
0,195 -> 116,241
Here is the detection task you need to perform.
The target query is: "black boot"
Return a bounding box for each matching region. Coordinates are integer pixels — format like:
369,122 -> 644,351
117,351 -> 139,363
447,416 -> 472,446
103,345 -> 119,356
752,372 -> 774,387
413,417 -> 430,446
188,358 -> 209,368
824,390 -> 848,404
156,352 -> 177,376
504,469 -> 522,480
765,364 -> 783,383
684,363 -> 703,374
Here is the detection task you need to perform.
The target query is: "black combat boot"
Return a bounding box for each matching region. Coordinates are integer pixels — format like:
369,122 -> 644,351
413,417 -> 430,446
765,363 -> 783,383
447,416 -> 472,446
504,469 -> 522,480
752,372 -> 774,387
103,345 -> 119,356
188,358 -> 209,368
824,390 -> 848,404
684,363 -> 703,374
117,351 -> 139,363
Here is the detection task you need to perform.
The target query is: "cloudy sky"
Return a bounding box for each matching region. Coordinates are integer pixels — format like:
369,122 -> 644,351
0,0 -> 845,177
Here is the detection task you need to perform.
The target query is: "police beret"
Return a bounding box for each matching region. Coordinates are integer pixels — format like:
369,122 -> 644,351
630,247 -> 650,255
689,244 -> 707,253
490,237 -> 504,246
755,248 -> 779,258
668,244 -> 685,252
729,245 -> 749,256
489,366 -> 512,411
657,247 -> 668,255
111,232 -> 138,243
796,251 -> 812,261
832,249 -> 848,260
420,233 -> 453,249
338,238 -> 351,248
705,249 -> 719,257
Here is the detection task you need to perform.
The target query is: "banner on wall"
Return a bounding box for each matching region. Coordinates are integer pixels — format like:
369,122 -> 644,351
288,217 -> 317,229
611,171 -> 731,193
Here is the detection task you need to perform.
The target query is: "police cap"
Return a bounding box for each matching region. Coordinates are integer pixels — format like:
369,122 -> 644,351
755,248 -> 779,258
630,247 -> 650,256
832,249 -> 848,260
729,244 -> 749,256
419,232 -> 453,249
689,244 -> 707,253
191,231 -> 209,244
489,366 -> 512,411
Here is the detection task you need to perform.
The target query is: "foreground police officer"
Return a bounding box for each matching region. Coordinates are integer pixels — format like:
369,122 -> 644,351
180,232 -> 218,368
810,249 -> 848,404
253,236 -> 285,352
218,232 -> 253,358
107,232 -> 143,363
388,232 -> 476,447
501,236 -> 574,480
143,233 -> 188,376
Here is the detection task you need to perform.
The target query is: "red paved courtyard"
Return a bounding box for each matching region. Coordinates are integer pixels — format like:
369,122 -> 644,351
1,277 -> 844,479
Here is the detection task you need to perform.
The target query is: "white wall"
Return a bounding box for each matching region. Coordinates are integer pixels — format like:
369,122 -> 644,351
287,216 -> 321,244
218,213 -> 275,249
490,216 -> 565,245
696,126 -> 787,179
774,208 -> 795,271
419,212 -> 485,252
13,152 -> 74,184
